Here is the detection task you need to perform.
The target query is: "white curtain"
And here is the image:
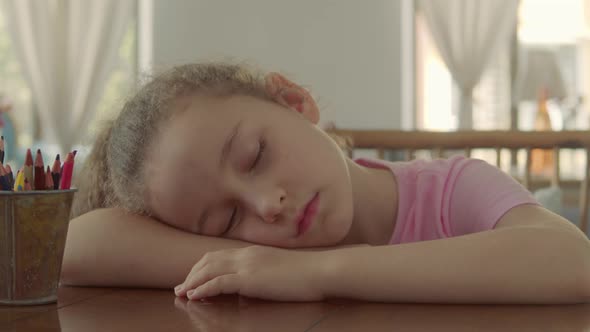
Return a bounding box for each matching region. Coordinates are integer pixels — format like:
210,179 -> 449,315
1,0 -> 135,151
418,0 -> 519,129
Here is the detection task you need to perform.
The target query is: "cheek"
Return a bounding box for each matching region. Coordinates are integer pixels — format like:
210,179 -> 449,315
230,218 -> 279,243
147,186 -> 198,234
277,142 -> 320,178
335,199 -> 354,236
158,208 -> 197,234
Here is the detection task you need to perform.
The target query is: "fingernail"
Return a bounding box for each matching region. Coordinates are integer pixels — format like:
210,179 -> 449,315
187,290 -> 195,297
175,285 -> 183,293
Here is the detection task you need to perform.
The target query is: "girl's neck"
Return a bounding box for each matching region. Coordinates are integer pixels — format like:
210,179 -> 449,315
340,158 -> 398,246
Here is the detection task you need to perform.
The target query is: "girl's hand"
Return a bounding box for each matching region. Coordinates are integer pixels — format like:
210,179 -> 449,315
174,245 -> 330,302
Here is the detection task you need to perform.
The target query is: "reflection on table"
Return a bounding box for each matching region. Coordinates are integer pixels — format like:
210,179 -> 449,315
1,287 -> 589,331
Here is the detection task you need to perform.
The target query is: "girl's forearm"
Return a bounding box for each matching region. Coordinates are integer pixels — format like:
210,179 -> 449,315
61,208 -> 252,288
321,226 -> 590,304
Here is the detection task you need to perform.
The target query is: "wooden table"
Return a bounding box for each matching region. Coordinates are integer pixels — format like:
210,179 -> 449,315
1,286 -> 590,331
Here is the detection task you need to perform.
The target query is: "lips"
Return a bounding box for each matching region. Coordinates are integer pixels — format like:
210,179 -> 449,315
297,192 -> 319,236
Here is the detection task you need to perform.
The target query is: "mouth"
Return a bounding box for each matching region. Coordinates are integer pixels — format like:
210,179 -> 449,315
296,192 -> 320,237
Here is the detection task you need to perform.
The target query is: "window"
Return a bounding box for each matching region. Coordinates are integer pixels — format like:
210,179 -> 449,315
415,11 -> 511,132
0,9 -> 33,156
415,12 -> 455,131
0,7 -> 136,161
0,11 -> 137,180
415,0 -> 588,180
84,19 -> 137,143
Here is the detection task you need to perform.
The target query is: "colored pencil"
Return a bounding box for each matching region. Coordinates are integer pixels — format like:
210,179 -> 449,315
34,149 -> 45,190
13,169 -> 24,191
51,154 -> 61,190
24,178 -> 31,191
59,151 -> 76,174
45,165 -> 54,190
0,148 -> 77,191
59,152 -> 75,190
4,164 -> 12,189
0,136 -> 4,164
23,149 -> 33,189
0,162 -> 8,190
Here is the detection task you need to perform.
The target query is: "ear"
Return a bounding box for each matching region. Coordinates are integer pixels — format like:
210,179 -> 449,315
264,72 -> 319,124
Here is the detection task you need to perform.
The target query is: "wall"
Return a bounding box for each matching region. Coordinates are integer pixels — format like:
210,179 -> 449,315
150,0 -> 408,129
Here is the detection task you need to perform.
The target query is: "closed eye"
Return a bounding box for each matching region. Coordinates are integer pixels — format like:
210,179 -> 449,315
223,207 -> 238,235
222,139 -> 264,235
250,139 -> 266,171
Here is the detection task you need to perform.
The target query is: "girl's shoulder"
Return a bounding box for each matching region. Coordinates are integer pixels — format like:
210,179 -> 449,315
355,155 -> 482,178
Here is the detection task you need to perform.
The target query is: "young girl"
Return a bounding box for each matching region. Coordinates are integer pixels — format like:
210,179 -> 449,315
62,62 -> 590,304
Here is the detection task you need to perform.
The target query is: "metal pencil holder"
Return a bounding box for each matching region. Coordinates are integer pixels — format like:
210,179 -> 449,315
0,189 -> 76,305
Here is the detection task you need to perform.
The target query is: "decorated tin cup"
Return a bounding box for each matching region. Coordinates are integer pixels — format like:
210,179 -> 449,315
0,189 -> 76,305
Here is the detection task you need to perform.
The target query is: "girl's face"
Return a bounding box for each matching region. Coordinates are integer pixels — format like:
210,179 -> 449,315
145,93 -> 354,248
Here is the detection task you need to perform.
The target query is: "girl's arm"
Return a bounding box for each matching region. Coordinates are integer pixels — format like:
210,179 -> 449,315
319,224 -> 590,304
61,208 -> 256,288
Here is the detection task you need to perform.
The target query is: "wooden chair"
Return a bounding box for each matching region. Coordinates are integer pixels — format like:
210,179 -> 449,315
329,129 -> 590,233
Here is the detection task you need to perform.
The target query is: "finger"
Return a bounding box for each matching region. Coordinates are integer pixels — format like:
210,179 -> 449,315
175,254 -> 223,296
175,267 -> 205,296
187,274 -> 241,300
175,267 -> 208,297
175,245 -> 246,297
177,262 -> 234,297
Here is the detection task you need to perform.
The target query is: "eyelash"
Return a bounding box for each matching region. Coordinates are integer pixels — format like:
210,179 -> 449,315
224,140 -> 266,235
249,139 -> 266,171
223,207 -> 238,235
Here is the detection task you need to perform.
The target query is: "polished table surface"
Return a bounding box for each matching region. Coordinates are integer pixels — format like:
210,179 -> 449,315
1,286 -> 590,331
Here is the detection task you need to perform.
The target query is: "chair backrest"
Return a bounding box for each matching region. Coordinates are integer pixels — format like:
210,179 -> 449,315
329,129 -> 590,233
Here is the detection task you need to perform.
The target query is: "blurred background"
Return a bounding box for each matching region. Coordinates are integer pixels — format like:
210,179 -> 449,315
0,0 -> 588,224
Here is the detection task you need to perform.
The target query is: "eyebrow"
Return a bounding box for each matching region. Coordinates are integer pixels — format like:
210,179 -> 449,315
220,120 -> 242,168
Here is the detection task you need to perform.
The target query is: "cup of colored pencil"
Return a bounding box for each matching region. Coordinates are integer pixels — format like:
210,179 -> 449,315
0,139 -> 78,305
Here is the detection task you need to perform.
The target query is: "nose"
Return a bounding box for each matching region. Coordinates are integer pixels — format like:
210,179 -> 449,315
242,185 -> 286,223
